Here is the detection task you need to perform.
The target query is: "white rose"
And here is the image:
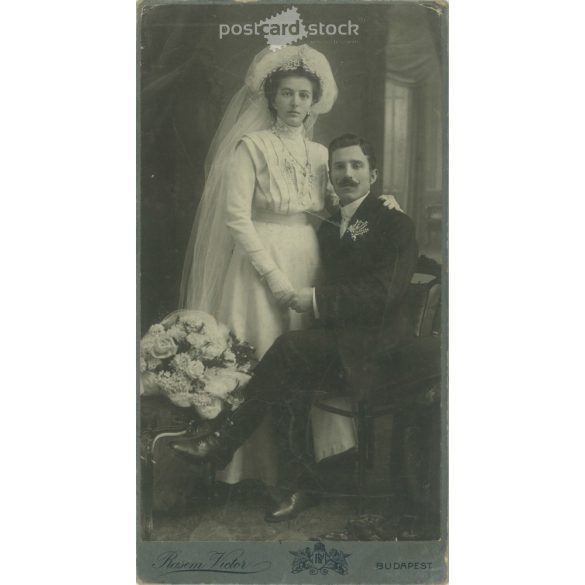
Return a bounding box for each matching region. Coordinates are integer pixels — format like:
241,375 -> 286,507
181,311 -> 219,336
204,371 -> 237,399
148,324 -> 165,336
194,397 -> 223,420
183,317 -> 203,331
186,332 -> 206,348
204,369 -> 250,398
167,324 -> 187,342
186,360 -> 205,379
222,350 -> 236,366
202,342 -> 224,360
150,334 -> 178,359
210,335 -> 228,353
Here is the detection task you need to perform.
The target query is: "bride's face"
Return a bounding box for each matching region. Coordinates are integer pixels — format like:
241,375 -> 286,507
272,76 -> 314,127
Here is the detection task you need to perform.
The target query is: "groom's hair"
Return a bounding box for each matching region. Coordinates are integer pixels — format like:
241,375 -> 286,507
328,134 -> 377,172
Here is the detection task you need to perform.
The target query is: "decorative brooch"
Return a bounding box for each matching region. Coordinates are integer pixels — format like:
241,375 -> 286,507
347,219 -> 369,241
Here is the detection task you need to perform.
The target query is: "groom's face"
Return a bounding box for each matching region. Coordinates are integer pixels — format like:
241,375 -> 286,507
330,145 -> 378,205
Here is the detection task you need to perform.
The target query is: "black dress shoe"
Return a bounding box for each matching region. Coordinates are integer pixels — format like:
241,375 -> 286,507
391,514 -> 440,541
264,491 -> 320,523
350,517 -> 385,541
170,434 -> 233,469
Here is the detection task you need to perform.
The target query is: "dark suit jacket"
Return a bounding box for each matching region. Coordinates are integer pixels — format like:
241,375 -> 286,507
315,194 -> 419,399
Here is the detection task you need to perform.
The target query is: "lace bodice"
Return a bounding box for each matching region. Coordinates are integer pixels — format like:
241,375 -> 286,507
223,129 -> 334,277
232,129 -> 331,215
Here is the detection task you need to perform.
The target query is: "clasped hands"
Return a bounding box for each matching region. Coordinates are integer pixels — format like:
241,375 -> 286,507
290,287 -> 313,313
263,269 -> 313,313
275,286 -> 312,313
273,286 -> 313,313
264,194 -> 402,313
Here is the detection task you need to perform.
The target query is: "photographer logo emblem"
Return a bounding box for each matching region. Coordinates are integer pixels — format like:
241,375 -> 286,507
290,542 -> 350,575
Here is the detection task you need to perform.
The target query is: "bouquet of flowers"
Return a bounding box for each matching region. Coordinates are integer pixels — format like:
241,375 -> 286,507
140,310 -> 257,419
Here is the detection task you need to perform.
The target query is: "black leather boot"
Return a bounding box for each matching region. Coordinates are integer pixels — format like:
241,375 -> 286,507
170,399 -> 266,468
170,429 -> 236,469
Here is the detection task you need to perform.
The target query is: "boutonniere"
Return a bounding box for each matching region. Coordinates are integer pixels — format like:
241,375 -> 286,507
347,219 -> 369,241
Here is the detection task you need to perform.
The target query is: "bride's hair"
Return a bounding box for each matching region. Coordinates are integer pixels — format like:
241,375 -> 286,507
263,66 -> 322,119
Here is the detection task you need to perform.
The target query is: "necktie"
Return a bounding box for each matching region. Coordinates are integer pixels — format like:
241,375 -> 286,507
340,213 -> 351,237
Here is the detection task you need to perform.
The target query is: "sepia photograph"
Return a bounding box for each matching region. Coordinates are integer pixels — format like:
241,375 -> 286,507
138,1 -> 447,582
5,1 -> 585,584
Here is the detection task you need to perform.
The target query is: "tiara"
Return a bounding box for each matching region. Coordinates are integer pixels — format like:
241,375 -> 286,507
280,58 -> 307,71
245,45 -> 338,114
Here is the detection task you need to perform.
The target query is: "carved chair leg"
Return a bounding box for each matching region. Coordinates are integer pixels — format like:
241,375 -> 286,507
141,434 -> 155,540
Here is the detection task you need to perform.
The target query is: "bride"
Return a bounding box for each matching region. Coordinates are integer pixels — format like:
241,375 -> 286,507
180,45 -> 395,487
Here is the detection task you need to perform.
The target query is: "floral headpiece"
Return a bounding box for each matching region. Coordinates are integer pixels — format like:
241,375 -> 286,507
280,57 -> 305,71
245,45 -> 338,114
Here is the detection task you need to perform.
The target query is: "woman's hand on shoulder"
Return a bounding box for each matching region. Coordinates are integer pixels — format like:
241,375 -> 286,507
378,193 -> 403,212
325,192 -> 340,215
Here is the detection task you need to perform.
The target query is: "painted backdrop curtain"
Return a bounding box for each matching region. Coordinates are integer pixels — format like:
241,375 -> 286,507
383,3 -> 444,254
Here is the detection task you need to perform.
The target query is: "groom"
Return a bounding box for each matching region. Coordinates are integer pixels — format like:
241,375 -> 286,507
171,134 -> 419,521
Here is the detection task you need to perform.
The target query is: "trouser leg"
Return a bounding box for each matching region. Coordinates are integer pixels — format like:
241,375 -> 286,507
220,329 -> 342,457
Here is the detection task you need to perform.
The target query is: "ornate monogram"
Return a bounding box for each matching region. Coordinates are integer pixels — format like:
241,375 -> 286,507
347,219 -> 369,241
290,542 -> 350,576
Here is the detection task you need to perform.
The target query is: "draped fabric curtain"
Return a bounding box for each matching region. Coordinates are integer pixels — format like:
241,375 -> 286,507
383,4 -> 444,254
385,4 -> 442,87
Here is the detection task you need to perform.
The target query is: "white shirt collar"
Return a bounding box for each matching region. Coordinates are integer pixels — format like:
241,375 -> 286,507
340,192 -> 370,220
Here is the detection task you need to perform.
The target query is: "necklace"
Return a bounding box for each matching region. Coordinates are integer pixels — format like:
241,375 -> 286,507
271,123 -> 313,204
272,118 -> 305,139
272,130 -> 313,203
274,131 -> 310,175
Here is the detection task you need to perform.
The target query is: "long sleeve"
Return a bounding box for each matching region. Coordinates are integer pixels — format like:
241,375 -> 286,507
224,140 -> 279,277
315,210 -> 418,327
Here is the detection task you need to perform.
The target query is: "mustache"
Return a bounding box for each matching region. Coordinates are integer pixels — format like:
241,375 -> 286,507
338,178 -> 360,187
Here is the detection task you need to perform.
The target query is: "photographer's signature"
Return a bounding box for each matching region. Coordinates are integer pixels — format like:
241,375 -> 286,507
152,549 -> 271,576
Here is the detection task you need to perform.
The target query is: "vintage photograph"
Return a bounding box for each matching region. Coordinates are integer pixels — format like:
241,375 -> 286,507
138,0 -> 447,582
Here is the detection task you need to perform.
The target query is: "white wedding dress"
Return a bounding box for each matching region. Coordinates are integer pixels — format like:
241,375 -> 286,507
214,125 -> 357,485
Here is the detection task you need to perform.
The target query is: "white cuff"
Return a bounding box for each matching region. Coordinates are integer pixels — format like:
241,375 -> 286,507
312,287 -> 320,319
